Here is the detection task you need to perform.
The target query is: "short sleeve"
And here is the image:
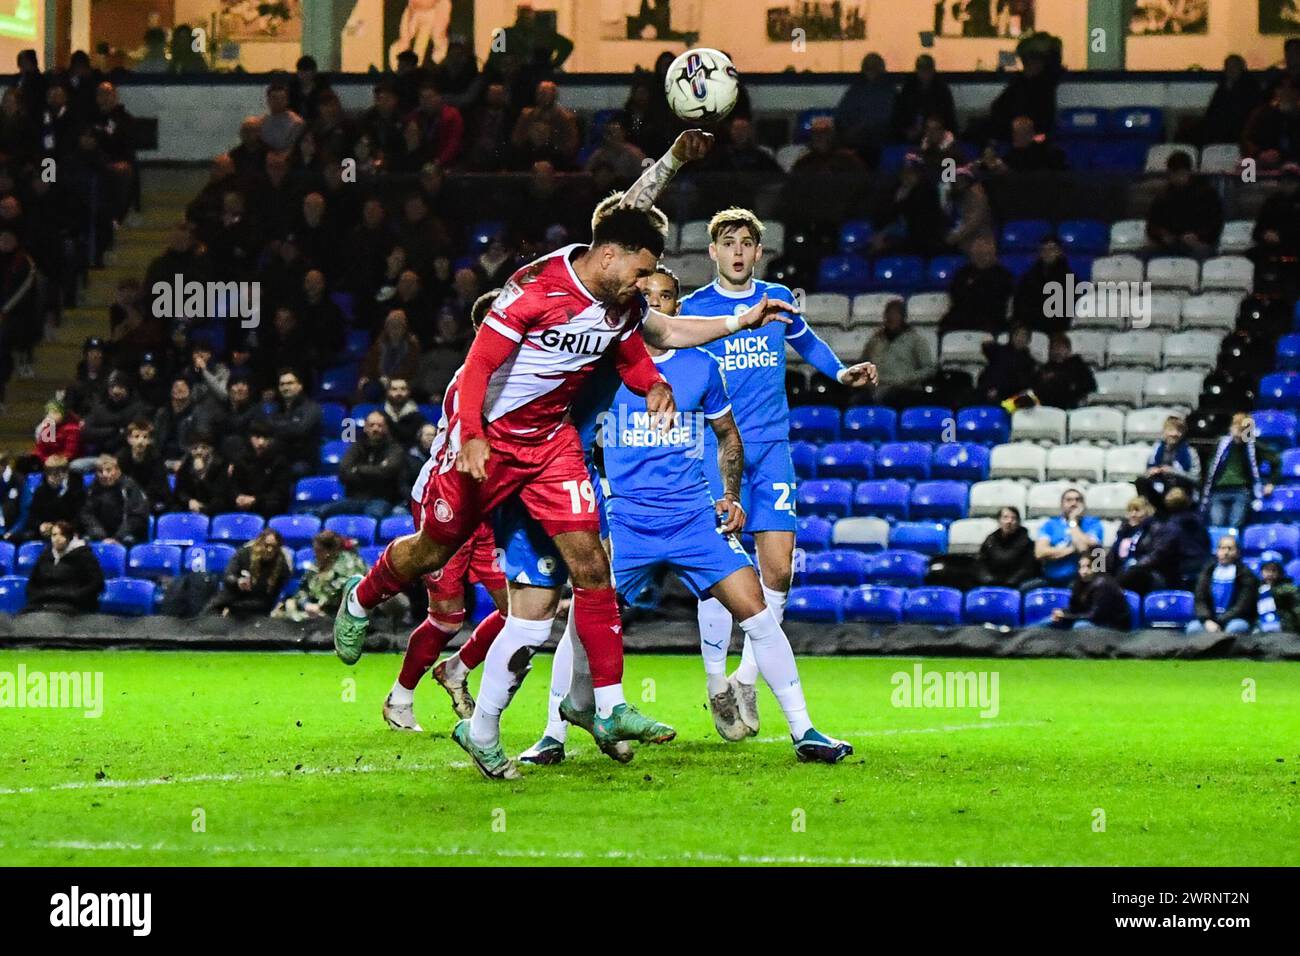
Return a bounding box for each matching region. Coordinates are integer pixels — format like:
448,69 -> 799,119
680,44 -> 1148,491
482,277 -> 538,343
700,353 -> 732,420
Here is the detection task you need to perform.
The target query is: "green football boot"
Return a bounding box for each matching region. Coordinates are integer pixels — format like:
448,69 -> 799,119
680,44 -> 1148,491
332,575 -> 370,665
592,702 -> 676,748
451,719 -> 521,780
558,695 -> 634,763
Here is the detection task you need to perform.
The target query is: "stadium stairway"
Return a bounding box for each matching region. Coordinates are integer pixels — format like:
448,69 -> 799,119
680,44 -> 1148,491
0,167 -> 207,453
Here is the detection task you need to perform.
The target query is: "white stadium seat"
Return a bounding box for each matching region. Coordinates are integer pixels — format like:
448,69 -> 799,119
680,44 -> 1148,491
1142,370 -> 1203,408
1087,482 -> 1139,519
1105,444 -> 1153,482
947,518 -> 997,555
1162,330 -> 1224,369
1087,370 -> 1145,408
802,293 -> 851,326
1011,405 -> 1068,444
1181,292 -> 1243,331
663,253 -> 714,291
1217,220 -> 1254,255
1068,406 -> 1125,444
1200,143 -> 1243,175
678,220 -> 711,252
1124,406 -> 1183,443
1108,221 -> 1147,254
1145,143 -> 1198,172
906,292 -> 949,326
1047,444 -> 1106,482
1145,256 -> 1199,293
1068,330 -> 1108,367
775,144 -> 806,173
1100,519 -> 1121,547
989,442 -> 1047,481
1027,481 -> 1086,519
1092,254 -> 1145,284
763,221 -> 785,257
852,292 -> 900,324
825,327 -> 867,358
940,330 -> 987,366
1139,291 -> 1184,331
1023,517 -> 1047,538
831,516 -> 890,551
969,480 -> 1027,518
1200,256 -> 1254,293
1105,330 -> 1163,368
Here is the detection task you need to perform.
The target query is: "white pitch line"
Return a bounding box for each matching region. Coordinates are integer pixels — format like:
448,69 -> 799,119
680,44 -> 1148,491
754,718 -> 1049,744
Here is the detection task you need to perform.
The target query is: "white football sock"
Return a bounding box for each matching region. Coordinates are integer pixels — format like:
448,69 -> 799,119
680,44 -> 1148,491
467,615 -> 551,748
762,583 -> 789,623
388,679 -> 414,706
566,604 -> 596,713
735,637 -> 759,685
545,629 -> 574,742
346,587 -> 368,618
593,684 -> 625,719
698,596 -> 735,673
737,608 -> 812,738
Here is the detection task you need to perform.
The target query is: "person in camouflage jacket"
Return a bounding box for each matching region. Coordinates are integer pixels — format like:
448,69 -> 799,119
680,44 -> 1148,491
274,529 -> 367,622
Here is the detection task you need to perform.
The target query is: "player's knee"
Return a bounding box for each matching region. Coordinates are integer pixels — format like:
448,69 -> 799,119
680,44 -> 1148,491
567,552 -> 612,590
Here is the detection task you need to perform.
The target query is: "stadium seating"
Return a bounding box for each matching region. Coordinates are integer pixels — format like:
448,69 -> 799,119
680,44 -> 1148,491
1022,588 -> 1071,627
816,442 -> 874,478
902,587 -> 964,625
154,513 -> 210,546
844,585 -> 905,624
909,482 -> 968,521
799,480 -> 854,518
964,587 -> 1020,627
184,544 -> 237,575
931,443 -> 989,481
1143,591 -> 1196,628
830,516 -> 890,552
804,550 -> 868,586
863,550 -> 928,587
210,513 -> 266,543
0,576 -> 27,614
789,406 -> 841,442
268,514 -> 322,549
875,442 -> 931,480
99,578 -> 157,616
889,521 -> 948,555
853,480 -> 911,521
127,544 -> 182,581
786,586 -> 844,623
293,477 -> 344,512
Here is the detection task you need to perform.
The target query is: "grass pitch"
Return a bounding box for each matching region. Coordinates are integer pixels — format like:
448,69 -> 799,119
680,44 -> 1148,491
0,649 -> 1297,867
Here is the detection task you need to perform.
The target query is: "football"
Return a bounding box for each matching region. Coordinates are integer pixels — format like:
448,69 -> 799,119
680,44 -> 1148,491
664,47 -> 740,123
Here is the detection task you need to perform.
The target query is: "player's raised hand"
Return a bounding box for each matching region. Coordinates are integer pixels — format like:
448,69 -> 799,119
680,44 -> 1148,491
715,494 -> 747,534
838,362 -> 878,388
736,294 -> 798,332
456,437 -> 492,481
646,380 -> 677,432
671,129 -> 715,163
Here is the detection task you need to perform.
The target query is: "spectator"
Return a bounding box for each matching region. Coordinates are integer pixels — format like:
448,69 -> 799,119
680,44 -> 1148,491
24,520 -> 104,614
790,116 -> 867,176
463,81 -> 516,172
205,527 -> 290,619
621,72 -> 677,159
228,421 -> 291,519
80,454 -> 149,546
1145,151 -> 1224,257
108,279 -> 165,370
272,529 -> 367,622
1200,412 -> 1278,530
940,236 -> 1014,335
255,307 -> 313,395
403,422 -> 438,488
311,90 -> 355,164
585,117 -> 648,191
144,221 -> 210,298
211,374 -> 260,463
433,38 -> 483,108
511,80 -> 579,169
228,116 -> 267,181
134,352 -> 169,411
1196,54 -> 1263,146
171,432 -> 230,516
326,412 -> 405,520
359,310 -> 422,403
359,81 -> 405,166
714,116 -> 781,177
178,339 -> 229,405
259,368 -> 322,478
381,378 -> 428,447
292,192 -> 339,277
1242,80 -> 1300,169
1051,554 -> 1132,631
0,452 -> 23,535
118,419 -> 170,516
153,377 -> 210,471
892,54 -> 956,143
0,225 -> 41,395
977,505 -> 1040,588
1160,487 -> 1211,588
406,79 -> 464,168
34,400 -> 83,466
1032,333 -> 1096,410
6,456 -> 84,544
861,298 -> 935,406
976,323 -> 1038,403
943,167 -> 995,254
289,55 -> 331,124
834,53 -> 896,162
1034,488 -> 1104,587
65,337 -> 110,416
1012,235 -> 1072,333
259,81 -> 305,155
1136,415 -> 1201,511
1109,494 -> 1184,596
1254,560 -> 1300,633
489,5 -> 574,76
1252,166 -> 1300,255
298,270 -> 347,361
917,114 -> 966,178
81,371 -> 147,458
1266,37 -> 1300,96
1002,116 -> 1067,172
1188,535 -> 1257,634
869,155 -> 945,256
987,48 -> 1060,142
89,81 -> 135,223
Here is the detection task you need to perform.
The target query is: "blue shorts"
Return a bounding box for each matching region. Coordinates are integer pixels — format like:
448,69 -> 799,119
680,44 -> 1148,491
705,438 -> 798,533
608,504 -> 754,602
491,458 -> 605,590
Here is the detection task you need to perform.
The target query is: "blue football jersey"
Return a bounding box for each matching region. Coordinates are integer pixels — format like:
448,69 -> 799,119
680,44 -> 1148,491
598,348 -> 732,516
680,278 -> 812,444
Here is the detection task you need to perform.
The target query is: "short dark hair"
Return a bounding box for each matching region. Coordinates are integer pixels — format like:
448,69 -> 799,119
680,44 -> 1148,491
277,367 -> 301,384
296,55 -> 318,71
654,265 -> 681,297
471,289 -> 501,331
1166,150 -> 1193,172
591,207 -> 666,258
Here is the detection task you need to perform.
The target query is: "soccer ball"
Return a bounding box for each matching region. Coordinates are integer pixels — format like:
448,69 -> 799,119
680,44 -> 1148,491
664,48 -> 740,124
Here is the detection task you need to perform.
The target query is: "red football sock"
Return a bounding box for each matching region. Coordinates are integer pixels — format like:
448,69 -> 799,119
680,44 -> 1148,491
456,609 -> 506,670
397,612 -> 462,690
356,545 -> 414,609
572,585 -> 624,688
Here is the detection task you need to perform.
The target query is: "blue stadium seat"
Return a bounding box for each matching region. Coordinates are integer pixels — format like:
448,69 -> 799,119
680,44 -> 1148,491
878,144 -> 911,174
1109,106 -> 1164,140
469,219 -> 506,250
1243,523 -> 1300,559
798,480 -> 854,518
804,549 -> 868,586
817,254 -> 871,294
964,587 -> 1021,627
268,514 -> 322,549
1143,590 -> 1195,628
842,406 -> 897,442
0,541 -> 12,576
931,443 -> 990,481
1275,334 -> 1300,372
899,406 -> 953,443
417,403 -> 439,422
815,441 -> 874,479
1022,587 -> 1070,627
1056,219 -> 1108,255
293,477 -> 344,512
1062,141 -> 1098,171
889,521 -> 948,555
843,585 -> 904,623
99,578 -> 156,616
862,549 -> 928,586
871,255 -> 924,293
1068,255 -> 1095,282
1090,141 -> 1147,172
293,546 -> 315,571
791,441 -> 819,479
796,516 -> 834,553
925,255 -> 964,290
853,479 -> 911,521
317,364 -> 359,399
23,472 -> 40,495
956,407 -> 1010,444
359,545 -> 386,566
1280,448 -> 1300,483
1001,219 -> 1052,253
0,575 -> 27,613
154,512 -> 210,546
343,328 -> 370,363
183,543 -> 237,575
378,514 -> 416,542
349,402 -> 381,422
1124,590 -> 1141,627
319,440 -> 347,474
127,544 -> 182,581
789,405 -> 841,442
1001,253 -> 1035,278
1260,487 -> 1300,520
1289,559 -> 1300,582
839,219 -> 874,253
319,402 -> 347,436
909,482 -> 968,521
324,514 -> 378,544
15,541 -> 43,575
795,108 -> 835,142
874,442 -> 931,480
90,542 -> 127,577
1057,107 -> 1111,140
329,291 -> 355,321
786,586 -> 844,623
903,586 -> 963,625
1252,410 -> 1297,448
209,512 -> 266,543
